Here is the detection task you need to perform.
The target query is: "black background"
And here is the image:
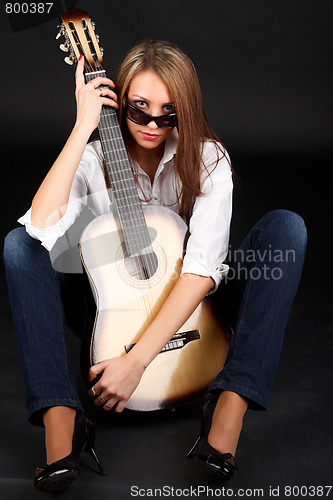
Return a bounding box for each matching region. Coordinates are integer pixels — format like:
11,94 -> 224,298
1,0 -> 332,266
0,0 -> 332,498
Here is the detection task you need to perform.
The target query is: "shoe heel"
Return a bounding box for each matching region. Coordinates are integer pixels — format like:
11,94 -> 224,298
187,395 -> 219,458
84,422 -> 106,475
187,432 -> 203,458
83,441 -> 106,475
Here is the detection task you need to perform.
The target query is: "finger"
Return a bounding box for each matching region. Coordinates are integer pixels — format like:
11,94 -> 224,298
88,384 -> 100,399
114,400 -> 126,413
95,394 -> 106,407
75,55 -> 85,90
88,360 -> 109,381
103,400 -> 114,412
89,76 -> 115,88
98,87 -> 118,102
100,96 -> 119,109
102,397 -> 120,411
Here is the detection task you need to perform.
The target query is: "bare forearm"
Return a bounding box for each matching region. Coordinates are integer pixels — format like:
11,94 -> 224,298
31,122 -> 91,228
127,273 -> 214,369
31,57 -> 117,229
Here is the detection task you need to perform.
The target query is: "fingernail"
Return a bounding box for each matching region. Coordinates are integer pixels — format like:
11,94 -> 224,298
79,55 -> 83,61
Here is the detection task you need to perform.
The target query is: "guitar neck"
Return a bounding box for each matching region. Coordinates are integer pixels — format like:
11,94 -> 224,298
85,71 -> 153,257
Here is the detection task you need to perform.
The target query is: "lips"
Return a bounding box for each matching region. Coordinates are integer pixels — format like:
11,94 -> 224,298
141,132 -> 160,141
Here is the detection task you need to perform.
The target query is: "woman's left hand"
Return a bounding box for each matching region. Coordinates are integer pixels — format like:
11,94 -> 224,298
88,355 -> 145,412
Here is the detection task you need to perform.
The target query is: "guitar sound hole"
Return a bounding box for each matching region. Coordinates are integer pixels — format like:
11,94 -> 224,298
124,252 -> 159,281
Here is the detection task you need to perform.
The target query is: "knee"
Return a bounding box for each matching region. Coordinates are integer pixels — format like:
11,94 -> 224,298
3,227 -> 36,270
259,209 -> 307,256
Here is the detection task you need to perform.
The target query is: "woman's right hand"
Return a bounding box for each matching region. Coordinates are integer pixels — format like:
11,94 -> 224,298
74,55 -> 118,133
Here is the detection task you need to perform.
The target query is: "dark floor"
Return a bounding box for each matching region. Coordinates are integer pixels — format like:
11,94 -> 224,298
0,154 -> 332,499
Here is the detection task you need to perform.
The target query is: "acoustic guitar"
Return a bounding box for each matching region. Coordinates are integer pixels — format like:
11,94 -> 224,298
58,8 -> 229,411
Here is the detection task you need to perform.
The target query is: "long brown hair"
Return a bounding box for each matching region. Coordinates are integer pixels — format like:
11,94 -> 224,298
115,40 -> 226,221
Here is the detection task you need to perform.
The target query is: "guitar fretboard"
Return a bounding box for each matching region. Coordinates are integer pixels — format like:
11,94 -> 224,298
85,70 -> 153,258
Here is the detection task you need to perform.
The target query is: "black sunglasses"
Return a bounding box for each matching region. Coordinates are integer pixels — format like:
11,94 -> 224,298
125,103 -> 177,129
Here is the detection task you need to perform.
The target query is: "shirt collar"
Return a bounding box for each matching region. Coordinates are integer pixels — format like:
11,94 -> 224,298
163,127 -> 178,163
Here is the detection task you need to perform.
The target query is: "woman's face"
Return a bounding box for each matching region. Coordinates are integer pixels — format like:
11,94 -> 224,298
125,70 -> 175,152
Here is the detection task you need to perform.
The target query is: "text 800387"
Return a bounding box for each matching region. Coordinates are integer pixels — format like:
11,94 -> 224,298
5,3 -> 53,14
283,485 -> 332,497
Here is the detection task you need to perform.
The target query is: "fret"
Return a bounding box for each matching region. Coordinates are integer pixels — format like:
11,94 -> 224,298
99,126 -> 121,133
116,203 -> 145,215
109,175 -> 136,185
102,138 -> 125,145
123,226 -> 148,233
122,228 -> 151,241
100,124 -> 122,131
111,177 -> 135,185
123,238 -> 153,254
112,183 -> 137,190
119,220 -> 147,229
122,215 -> 147,224
94,79 -> 153,258
116,206 -> 143,215
117,209 -> 146,222
102,137 -> 126,145
85,70 -> 106,77
99,131 -> 123,139
113,190 -> 138,200
115,194 -> 140,202
103,148 -> 127,156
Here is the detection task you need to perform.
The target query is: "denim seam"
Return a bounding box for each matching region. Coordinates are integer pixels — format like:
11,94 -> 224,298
29,397 -> 81,410
213,380 -> 267,407
218,225 -> 269,408
248,223 -> 290,392
28,398 -> 82,422
232,227 -> 262,357
53,268 -> 78,402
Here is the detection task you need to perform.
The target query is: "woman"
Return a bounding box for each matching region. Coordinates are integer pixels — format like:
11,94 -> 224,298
3,40 -> 306,492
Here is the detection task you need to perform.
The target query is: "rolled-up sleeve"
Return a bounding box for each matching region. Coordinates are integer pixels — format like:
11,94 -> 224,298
18,149 -> 97,251
181,142 -> 233,293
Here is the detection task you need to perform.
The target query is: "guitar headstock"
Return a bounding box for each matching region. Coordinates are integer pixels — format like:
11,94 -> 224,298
56,8 -> 104,72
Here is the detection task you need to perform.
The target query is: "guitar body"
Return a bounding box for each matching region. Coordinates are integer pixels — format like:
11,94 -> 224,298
80,205 -> 229,411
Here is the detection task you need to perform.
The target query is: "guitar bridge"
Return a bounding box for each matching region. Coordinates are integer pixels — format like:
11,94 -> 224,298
125,329 -> 200,354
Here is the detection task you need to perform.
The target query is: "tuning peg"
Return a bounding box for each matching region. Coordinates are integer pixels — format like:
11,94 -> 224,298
59,42 -> 70,52
56,24 -> 66,39
64,55 -> 75,65
95,34 -> 100,42
91,21 -> 96,30
99,47 -> 104,56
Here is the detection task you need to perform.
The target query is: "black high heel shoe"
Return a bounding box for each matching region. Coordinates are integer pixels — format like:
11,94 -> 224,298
34,410 -> 106,492
187,394 -> 238,480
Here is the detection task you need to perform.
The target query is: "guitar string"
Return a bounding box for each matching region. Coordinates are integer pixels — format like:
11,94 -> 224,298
97,110 -> 153,321
98,106 -> 158,316
91,72 -> 159,307
81,36 -> 156,314
97,82 -> 153,263
97,76 -> 155,268
99,107 -> 151,265
84,71 -> 147,260
77,39 -> 159,321
99,110 -> 157,323
91,72 -> 158,321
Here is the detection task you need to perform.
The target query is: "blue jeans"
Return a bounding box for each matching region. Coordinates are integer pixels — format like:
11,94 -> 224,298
3,210 -> 306,424
209,210 -> 307,409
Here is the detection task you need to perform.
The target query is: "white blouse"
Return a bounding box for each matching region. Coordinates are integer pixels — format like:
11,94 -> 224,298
18,129 -> 233,293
